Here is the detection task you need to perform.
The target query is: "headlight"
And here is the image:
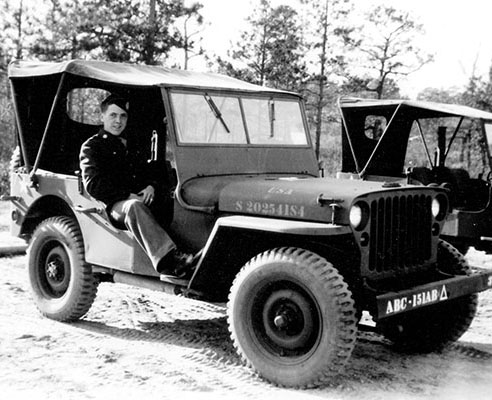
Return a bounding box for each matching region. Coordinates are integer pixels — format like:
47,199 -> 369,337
431,194 -> 448,221
350,204 -> 362,227
431,198 -> 440,218
350,202 -> 369,230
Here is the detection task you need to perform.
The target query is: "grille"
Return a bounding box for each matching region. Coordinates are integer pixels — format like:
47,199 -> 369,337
368,194 -> 432,273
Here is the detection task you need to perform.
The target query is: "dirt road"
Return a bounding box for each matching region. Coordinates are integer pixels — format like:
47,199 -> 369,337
0,248 -> 491,400
0,201 -> 491,400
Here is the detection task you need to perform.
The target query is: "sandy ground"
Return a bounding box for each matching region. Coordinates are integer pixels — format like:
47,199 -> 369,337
0,203 -> 491,400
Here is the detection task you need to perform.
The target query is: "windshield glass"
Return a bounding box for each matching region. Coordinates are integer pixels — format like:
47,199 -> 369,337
170,91 -> 308,146
485,123 -> 492,158
405,117 -> 489,177
171,92 -> 246,144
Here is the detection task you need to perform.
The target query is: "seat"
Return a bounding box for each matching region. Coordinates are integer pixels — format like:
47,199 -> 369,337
408,166 -> 433,185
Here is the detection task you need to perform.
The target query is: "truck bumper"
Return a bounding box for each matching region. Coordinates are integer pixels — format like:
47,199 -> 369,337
376,270 -> 492,319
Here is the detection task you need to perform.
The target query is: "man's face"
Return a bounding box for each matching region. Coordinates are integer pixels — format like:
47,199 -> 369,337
101,104 -> 128,136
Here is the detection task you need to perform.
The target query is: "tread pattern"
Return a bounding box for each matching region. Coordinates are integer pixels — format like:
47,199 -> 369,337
9,145 -> 22,172
380,240 -> 478,352
28,216 -> 99,321
435,240 -> 478,344
227,247 -> 358,388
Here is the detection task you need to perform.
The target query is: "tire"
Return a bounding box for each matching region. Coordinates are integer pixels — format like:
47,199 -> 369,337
227,247 -> 358,388
28,216 -> 98,321
9,145 -> 22,173
379,240 -> 478,353
444,238 -> 469,256
453,244 -> 470,256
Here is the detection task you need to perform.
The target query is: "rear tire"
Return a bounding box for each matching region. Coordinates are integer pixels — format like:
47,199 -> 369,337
28,216 -> 98,321
379,240 -> 477,352
9,145 -> 22,173
227,247 -> 358,388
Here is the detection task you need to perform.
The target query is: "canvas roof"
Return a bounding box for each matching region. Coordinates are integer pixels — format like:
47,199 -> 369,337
8,59 -> 292,95
339,97 -> 492,121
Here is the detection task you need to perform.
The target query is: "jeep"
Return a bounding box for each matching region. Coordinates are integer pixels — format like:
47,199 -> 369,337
3,61 -> 492,388
337,97 -> 492,255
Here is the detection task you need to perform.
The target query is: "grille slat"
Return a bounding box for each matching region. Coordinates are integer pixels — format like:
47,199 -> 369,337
368,194 -> 432,273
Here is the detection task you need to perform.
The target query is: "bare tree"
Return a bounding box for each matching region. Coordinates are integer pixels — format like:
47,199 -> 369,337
300,0 -> 353,159
357,5 -> 433,99
180,3 -> 204,70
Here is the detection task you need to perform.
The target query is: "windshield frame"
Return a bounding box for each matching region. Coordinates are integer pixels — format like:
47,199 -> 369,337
480,120 -> 492,170
410,116 -> 466,169
168,89 -> 311,148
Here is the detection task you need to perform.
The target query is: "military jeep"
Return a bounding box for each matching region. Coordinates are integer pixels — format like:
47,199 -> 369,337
4,61 -> 492,388
338,97 -> 492,254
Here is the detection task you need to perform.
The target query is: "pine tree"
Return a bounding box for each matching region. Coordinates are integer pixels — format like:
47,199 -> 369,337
216,0 -> 307,91
32,0 -> 204,65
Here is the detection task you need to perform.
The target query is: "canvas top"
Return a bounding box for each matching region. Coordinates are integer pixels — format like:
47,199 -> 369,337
8,59 -> 294,95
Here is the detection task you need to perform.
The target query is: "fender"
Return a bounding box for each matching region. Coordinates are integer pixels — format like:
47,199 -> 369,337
188,216 -> 352,300
198,216 -> 351,262
206,215 -> 351,237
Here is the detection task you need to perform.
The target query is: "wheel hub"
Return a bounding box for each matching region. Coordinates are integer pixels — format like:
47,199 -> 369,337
46,259 -> 63,281
262,288 -> 316,351
39,244 -> 71,297
273,314 -> 288,329
272,304 -> 303,332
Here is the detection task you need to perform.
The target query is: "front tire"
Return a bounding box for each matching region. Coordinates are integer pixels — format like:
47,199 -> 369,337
28,216 -> 98,321
379,240 -> 478,352
227,247 -> 358,388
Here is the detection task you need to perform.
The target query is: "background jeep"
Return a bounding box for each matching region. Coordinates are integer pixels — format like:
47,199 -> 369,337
4,60 -> 492,388
338,97 -> 492,255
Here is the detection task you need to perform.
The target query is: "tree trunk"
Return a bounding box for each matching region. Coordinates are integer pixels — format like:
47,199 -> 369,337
314,0 -> 329,160
15,0 -> 24,59
145,0 -> 157,65
183,16 -> 189,70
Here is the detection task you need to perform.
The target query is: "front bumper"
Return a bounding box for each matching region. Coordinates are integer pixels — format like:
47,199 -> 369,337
376,270 -> 492,319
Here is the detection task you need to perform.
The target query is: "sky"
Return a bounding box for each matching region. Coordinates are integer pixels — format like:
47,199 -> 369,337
191,0 -> 492,98
16,0 -> 492,98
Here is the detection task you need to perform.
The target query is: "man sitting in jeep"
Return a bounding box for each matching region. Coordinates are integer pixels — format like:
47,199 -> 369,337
79,94 -> 196,278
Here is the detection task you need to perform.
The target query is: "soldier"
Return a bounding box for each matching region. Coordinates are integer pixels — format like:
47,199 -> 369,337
79,94 -> 196,278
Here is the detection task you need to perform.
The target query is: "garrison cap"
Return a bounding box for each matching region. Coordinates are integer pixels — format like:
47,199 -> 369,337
101,94 -> 129,113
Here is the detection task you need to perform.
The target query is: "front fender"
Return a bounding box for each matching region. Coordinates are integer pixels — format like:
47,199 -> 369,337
188,216 -> 351,301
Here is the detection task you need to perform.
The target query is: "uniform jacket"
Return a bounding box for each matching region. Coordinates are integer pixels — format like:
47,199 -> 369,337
80,129 -> 158,209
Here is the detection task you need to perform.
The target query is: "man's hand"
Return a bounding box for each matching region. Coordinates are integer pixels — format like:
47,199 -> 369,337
128,193 -> 141,201
138,185 -> 155,205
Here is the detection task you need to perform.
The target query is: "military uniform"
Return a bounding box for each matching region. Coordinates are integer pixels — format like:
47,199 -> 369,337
80,128 -> 176,271
80,129 -> 157,210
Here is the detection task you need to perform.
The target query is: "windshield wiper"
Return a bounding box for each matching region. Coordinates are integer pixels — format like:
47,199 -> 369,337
269,99 -> 275,138
204,94 -> 230,133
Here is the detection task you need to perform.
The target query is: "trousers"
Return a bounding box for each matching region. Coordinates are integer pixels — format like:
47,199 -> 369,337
110,199 -> 176,270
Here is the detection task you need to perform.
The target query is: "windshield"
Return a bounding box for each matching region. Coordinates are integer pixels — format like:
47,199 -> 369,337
170,91 -> 308,146
485,123 -> 492,158
405,117 -> 489,177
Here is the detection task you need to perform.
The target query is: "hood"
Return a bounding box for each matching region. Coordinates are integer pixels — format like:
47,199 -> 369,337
215,175 -> 434,224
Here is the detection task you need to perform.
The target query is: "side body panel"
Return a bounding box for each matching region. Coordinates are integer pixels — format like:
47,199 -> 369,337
10,171 -> 156,276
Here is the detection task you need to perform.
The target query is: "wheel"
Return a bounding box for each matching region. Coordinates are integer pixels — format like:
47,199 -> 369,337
9,145 -> 22,172
227,247 -> 358,388
28,216 -> 98,321
443,237 -> 470,255
452,243 -> 470,256
379,240 -> 478,352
